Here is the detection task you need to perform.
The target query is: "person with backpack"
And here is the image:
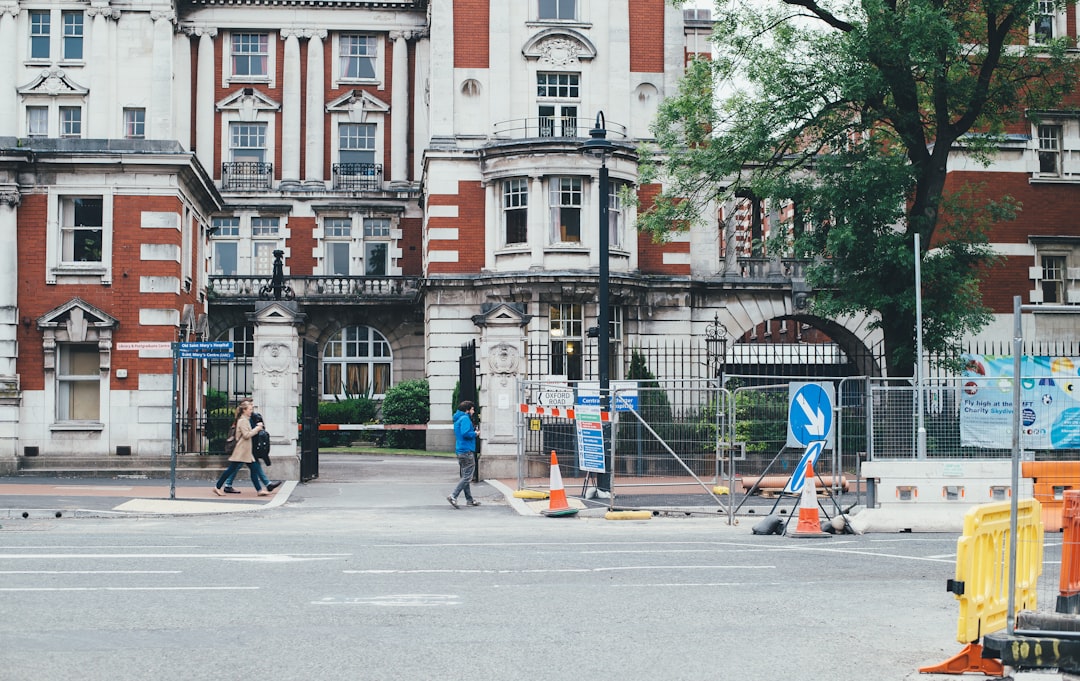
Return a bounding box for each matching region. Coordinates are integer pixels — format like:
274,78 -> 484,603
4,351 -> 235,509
220,403 -> 281,494
446,400 -> 480,508
213,400 -> 272,496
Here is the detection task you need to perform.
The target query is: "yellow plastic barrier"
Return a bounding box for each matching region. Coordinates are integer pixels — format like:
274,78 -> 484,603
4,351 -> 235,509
920,499 -> 1042,675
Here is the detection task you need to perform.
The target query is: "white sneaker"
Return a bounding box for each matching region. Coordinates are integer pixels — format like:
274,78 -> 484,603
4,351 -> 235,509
584,487 -> 597,499
595,489 -> 612,499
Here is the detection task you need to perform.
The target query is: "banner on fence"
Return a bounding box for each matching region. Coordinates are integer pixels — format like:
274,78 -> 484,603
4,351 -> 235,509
960,354 -> 1080,449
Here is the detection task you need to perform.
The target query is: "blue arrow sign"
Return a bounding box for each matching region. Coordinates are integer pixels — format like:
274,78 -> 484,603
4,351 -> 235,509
785,440 -> 826,494
787,382 -> 834,448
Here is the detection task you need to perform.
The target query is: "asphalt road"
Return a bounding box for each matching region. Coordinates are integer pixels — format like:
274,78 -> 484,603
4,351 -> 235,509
0,454 -> 970,681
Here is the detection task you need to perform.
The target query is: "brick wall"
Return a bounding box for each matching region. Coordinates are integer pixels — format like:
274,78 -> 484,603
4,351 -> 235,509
636,183 -> 690,275
427,181 -> 485,274
454,0 -> 489,69
288,216 -> 316,275
630,0 -> 665,72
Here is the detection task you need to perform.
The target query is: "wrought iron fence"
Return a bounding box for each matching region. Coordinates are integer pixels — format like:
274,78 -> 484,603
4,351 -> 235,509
221,161 -> 273,191
332,163 -> 382,191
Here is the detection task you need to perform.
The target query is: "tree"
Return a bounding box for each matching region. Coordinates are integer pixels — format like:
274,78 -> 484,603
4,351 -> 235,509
640,0 -> 1079,376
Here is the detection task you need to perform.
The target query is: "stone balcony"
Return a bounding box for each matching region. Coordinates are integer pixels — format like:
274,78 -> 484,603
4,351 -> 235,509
208,275 -> 423,305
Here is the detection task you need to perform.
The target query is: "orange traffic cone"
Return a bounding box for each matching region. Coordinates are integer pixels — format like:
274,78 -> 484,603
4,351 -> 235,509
788,461 -> 829,538
542,450 -> 579,517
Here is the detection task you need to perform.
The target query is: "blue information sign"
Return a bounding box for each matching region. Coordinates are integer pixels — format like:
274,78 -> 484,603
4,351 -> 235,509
787,382 -> 834,448
177,341 -> 234,360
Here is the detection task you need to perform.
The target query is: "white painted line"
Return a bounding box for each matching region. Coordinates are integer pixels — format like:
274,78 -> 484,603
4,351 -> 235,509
0,545 -> 200,549
0,586 -> 259,592
312,595 -> 460,607
345,565 -> 775,575
0,570 -> 181,575
0,553 -> 350,559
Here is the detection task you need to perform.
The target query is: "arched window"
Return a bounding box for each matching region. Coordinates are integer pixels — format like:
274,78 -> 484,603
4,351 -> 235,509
323,325 -> 392,398
211,325 -> 255,400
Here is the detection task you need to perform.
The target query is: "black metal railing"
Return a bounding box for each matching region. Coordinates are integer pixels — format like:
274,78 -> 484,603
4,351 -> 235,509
221,161 -> 273,191
332,163 -> 382,191
491,117 -> 629,140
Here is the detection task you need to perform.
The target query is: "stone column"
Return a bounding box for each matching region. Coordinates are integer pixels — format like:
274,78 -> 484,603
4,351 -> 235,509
472,303 -> 530,479
150,11 -> 176,140
389,31 -> 410,185
86,6 -> 118,138
194,28 -> 217,174
280,31 -> 302,189
304,29 -> 326,188
0,6 -> 20,136
251,301 -> 304,480
0,189 -> 20,473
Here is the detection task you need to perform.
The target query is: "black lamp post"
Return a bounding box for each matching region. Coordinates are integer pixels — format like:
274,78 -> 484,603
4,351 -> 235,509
705,312 -> 729,383
581,111 -> 615,495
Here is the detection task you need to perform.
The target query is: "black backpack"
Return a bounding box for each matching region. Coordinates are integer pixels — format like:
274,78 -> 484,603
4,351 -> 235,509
253,429 -> 271,457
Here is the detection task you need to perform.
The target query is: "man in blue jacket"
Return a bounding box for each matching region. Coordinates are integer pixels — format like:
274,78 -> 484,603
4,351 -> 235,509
447,400 -> 480,508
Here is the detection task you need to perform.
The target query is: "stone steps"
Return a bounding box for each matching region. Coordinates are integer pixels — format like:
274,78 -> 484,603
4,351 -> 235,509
13,455 -> 300,481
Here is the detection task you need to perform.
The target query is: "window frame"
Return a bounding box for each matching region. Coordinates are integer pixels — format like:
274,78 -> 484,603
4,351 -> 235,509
549,177 -> 583,243
503,178 -> 529,246
123,108 -> 146,139
56,344 -> 100,422
324,217 -> 353,276
29,10 -> 50,60
339,34 -> 378,81
61,10 -> 83,62
538,0 -> 577,21
1041,254 -> 1066,304
1038,124 -> 1062,177
59,106 -> 82,138
27,106 -> 48,137
549,303 -> 584,380
338,122 -> 377,165
230,32 -> 270,79
322,325 -> 394,399
211,217 -> 241,276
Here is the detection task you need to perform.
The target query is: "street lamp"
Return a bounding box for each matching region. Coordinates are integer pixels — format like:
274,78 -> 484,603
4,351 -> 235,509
581,111 -> 616,496
705,312 -> 729,383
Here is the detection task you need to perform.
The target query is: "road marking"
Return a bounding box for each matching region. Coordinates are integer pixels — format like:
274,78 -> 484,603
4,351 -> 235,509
0,570 -> 181,575
0,553 -> 350,559
345,565 -> 775,575
0,545 -> 201,549
0,586 -> 259,592
313,594 -> 460,607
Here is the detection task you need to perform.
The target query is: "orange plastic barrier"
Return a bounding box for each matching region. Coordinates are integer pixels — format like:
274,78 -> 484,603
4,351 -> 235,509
1060,490 -> 1080,613
1022,461 -> 1080,532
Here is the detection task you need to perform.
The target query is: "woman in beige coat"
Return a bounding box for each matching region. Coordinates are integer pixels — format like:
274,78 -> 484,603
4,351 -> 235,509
213,400 -> 268,496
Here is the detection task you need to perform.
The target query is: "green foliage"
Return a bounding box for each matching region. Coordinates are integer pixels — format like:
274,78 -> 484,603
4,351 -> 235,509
206,389 -> 229,411
615,351 -> 675,460
318,397 -> 378,447
642,0 -> 1080,376
381,379 -> 430,449
206,406 -> 235,455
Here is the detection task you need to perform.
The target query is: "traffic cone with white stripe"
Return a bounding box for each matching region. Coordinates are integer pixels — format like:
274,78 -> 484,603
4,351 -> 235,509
542,450 -> 579,517
788,461 -> 829,538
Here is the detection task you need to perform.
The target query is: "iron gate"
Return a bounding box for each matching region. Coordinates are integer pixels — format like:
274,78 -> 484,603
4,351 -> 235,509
300,338 -> 320,481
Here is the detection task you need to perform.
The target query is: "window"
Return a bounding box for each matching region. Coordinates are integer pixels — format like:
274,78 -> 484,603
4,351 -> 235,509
503,179 -> 528,245
211,217 -> 240,275
57,345 -> 99,421
325,218 -> 352,276
609,181 -> 626,248
363,218 -> 390,276
539,0 -> 576,21
211,326 -> 254,400
537,73 -> 580,137
60,106 -> 81,138
252,217 -> 280,276
549,303 -> 583,380
124,109 -> 145,139
339,123 -> 376,165
1039,125 -> 1061,176
62,11 -> 83,61
1042,255 -> 1065,303
550,177 -> 582,242
232,33 -> 268,77
29,10 -> 50,60
323,325 -> 392,398
27,106 -> 48,136
61,197 -> 103,263
231,123 -> 267,163
1035,0 -> 1055,42
340,35 -> 376,80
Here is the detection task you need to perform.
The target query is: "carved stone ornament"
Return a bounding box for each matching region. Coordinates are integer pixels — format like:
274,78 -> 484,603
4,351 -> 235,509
258,342 -> 292,383
538,38 -> 580,67
0,189 -> 21,208
488,343 -> 520,375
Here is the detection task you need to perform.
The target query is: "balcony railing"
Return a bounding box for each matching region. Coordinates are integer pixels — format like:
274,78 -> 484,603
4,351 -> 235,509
332,163 -> 383,191
209,275 -> 422,304
221,162 -> 273,191
491,117 -> 629,141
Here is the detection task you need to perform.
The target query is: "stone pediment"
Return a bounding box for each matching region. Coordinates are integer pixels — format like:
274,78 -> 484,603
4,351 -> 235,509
37,298 -> 118,342
522,29 -> 597,65
18,69 -> 89,97
216,88 -> 281,120
252,300 -> 302,324
471,302 -> 531,328
326,89 -> 391,122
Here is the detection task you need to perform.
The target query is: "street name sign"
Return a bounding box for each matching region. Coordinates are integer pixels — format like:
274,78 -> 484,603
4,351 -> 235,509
538,390 -> 574,407
177,341 -> 234,360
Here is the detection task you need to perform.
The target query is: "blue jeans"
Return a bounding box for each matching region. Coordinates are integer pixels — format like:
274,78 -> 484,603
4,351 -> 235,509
451,452 -> 475,501
216,462 -> 263,491
225,460 -> 270,488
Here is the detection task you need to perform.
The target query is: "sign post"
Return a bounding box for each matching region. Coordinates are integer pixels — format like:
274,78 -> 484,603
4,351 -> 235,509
169,342 -> 235,499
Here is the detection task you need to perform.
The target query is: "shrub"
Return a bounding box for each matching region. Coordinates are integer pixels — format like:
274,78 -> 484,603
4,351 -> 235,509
381,379 -> 430,449
206,406 -> 236,455
318,397 -> 378,447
